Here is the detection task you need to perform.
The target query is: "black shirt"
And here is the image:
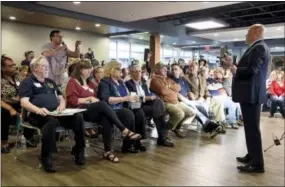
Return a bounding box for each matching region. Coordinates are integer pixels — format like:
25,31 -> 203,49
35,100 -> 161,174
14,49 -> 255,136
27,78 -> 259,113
21,59 -> 31,66
19,74 -> 62,111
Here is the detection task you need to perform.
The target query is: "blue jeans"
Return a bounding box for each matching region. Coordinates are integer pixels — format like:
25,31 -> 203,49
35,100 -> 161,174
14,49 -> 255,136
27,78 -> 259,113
270,95 -> 285,116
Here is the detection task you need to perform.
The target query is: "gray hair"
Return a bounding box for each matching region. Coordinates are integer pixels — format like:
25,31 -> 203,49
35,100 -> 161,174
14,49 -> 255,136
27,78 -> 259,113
29,56 -> 47,72
129,63 -> 141,72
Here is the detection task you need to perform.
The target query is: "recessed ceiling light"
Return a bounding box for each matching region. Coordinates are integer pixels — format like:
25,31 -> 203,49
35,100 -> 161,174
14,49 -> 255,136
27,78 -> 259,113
214,33 -> 219,36
75,27 -> 81,30
95,24 -> 101,27
9,16 -> 16,20
73,1 -> 81,5
185,20 -> 226,30
173,43 -> 176,45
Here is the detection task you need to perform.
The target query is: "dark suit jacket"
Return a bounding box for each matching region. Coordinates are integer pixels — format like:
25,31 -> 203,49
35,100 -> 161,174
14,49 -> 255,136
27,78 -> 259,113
125,79 -> 153,97
232,40 -> 271,104
125,79 -> 165,118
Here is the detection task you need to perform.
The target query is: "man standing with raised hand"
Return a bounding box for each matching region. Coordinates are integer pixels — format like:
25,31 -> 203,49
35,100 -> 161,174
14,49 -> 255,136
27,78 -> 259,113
42,30 -> 81,87
231,24 -> 270,173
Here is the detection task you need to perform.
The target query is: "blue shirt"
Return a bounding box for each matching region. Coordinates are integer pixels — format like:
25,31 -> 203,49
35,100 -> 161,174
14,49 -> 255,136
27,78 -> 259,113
170,76 -> 191,97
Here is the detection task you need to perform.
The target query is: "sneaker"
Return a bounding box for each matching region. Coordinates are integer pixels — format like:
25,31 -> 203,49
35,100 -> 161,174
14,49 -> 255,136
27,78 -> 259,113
237,120 -> 244,126
231,124 -> 239,129
210,126 -> 223,138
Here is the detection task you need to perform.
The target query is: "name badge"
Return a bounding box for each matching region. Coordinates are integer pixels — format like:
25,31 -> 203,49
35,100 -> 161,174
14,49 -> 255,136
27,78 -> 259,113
34,83 -> 42,88
16,81 -> 20,86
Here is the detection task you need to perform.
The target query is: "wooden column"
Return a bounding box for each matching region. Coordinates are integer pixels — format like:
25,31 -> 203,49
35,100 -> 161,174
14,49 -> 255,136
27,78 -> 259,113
149,33 -> 161,70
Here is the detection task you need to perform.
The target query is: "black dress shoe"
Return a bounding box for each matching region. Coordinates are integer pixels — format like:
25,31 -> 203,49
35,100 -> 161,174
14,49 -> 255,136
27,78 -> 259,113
237,164 -> 265,173
71,148 -> 86,166
135,142 -> 147,152
40,156 -> 56,173
157,138 -> 174,147
236,155 -> 251,164
122,145 -> 138,154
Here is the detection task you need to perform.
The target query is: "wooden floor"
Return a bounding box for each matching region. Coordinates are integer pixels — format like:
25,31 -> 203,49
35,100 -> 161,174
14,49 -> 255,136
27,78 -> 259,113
1,113 -> 284,186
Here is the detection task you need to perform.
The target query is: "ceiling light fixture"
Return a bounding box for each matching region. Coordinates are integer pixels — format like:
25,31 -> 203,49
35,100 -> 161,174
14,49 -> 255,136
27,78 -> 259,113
276,27 -> 282,31
73,1 -> 81,5
9,16 -> 16,20
185,20 -> 226,30
139,37 -> 143,40
95,24 -> 101,27
173,43 -> 176,45
75,27 -> 81,30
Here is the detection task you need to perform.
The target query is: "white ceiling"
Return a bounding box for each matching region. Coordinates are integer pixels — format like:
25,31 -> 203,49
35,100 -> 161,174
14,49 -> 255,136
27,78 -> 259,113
38,1 -> 239,22
191,23 -> 285,42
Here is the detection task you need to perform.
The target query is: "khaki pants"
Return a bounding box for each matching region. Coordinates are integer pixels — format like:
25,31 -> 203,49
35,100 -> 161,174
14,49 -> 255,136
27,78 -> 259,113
165,102 -> 196,130
209,98 -> 226,122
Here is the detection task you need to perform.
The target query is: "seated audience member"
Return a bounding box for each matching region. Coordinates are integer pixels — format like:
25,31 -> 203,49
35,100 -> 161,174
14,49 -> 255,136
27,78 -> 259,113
207,68 -> 241,129
62,62 -> 78,98
19,65 -> 29,81
170,63 -> 224,137
186,62 -> 226,124
121,67 -> 131,82
98,61 -> 147,153
19,56 -> 85,172
1,56 -> 22,153
21,51 -> 34,66
269,71 -> 285,118
150,63 -> 196,138
91,66 -> 104,91
126,64 -> 174,147
66,60 -> 141,162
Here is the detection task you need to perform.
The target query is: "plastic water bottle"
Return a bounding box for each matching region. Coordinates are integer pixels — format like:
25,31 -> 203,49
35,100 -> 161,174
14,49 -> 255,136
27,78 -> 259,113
20,135 -> 27,151
85,140 -> 90,157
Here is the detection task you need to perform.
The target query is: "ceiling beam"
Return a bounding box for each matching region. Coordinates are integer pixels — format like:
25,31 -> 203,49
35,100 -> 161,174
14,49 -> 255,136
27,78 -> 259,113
222,9 -> 285,20
223,2 -> 285,14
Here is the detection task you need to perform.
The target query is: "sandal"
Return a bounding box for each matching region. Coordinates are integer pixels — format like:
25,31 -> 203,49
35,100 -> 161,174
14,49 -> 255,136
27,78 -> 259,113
85,130 -> 92,138
90,129 -> 98,138
123,130 -> 141,141
103,152 -> 120,163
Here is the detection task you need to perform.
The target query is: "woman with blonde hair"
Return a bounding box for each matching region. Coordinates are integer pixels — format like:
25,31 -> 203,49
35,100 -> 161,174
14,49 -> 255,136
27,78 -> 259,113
66,59 -> 141,162
98,61 -> 147,153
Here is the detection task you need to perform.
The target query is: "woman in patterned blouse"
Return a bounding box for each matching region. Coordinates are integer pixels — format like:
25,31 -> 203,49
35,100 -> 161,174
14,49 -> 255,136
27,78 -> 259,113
1,55 -> 21,153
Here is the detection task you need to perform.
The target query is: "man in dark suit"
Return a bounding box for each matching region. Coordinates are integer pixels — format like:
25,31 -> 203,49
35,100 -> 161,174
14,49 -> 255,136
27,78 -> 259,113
231,24 -> 271,173
126,64 -> 174,147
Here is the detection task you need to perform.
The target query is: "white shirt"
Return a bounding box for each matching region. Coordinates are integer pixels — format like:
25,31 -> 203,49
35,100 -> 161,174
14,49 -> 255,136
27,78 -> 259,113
134,80 -> 145,97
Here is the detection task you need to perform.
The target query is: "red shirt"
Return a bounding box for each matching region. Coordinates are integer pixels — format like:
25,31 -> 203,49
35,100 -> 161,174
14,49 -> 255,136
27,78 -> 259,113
66,78 -> 96,108
270,81 -> 285,97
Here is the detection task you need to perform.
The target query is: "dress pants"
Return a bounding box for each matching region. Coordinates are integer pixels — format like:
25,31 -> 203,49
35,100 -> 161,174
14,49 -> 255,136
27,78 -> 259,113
28,113 -> 85,157
240,103 -> 264,167
142,99 -> 170,141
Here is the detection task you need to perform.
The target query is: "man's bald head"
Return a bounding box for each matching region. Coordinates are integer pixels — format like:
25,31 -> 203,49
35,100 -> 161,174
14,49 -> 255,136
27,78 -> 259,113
246,24 -> 265,45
